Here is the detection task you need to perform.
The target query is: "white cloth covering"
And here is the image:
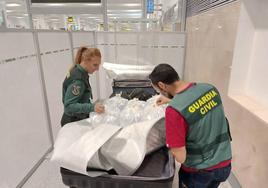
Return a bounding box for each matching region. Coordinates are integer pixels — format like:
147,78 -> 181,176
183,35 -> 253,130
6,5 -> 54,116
51,96 -> 166,177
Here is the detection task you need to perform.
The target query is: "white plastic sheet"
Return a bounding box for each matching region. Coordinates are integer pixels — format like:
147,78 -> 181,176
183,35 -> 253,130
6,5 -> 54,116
51,119 -> 121,176
101,117 -> 165,175
51,95 -> 166,176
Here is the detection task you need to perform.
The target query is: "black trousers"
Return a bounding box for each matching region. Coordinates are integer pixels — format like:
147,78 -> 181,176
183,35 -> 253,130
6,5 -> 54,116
61,113 -> 89,127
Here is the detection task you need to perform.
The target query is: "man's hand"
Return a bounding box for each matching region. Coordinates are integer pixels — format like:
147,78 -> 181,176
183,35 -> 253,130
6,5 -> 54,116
94,103 -> 105,114
171,147 -> 186,164
156,95 -> 171,106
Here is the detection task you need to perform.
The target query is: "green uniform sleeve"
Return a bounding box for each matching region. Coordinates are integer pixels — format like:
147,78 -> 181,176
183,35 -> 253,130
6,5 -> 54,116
64,80 -> 95,115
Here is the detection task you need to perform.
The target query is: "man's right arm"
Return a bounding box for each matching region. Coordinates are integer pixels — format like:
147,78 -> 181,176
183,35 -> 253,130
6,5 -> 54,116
156,95 -> 171,106
165,106 -> 189,164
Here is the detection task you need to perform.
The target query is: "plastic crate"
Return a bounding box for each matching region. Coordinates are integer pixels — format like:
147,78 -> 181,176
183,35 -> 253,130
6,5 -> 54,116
60,147 -> 175,188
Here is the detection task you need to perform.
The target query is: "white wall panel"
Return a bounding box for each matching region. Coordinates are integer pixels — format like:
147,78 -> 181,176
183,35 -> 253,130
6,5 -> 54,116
96,32 -> 115,99
37,32 -> 71,52
0,32 -> 51,188
154,32 -> 185,77
0,33 -> 36,60
154,48 -> 185,77
139,32 -> 185,76
228,3 -> 255,96
38,32 -> 73,140
157,32 -> 186,45
96,32 -> 116,63
95,31 -> 186,99
116,32 -> 138,65
246,30 -> 268,108
72,32 -> 95,48
138,32 -> 155,65
228,2 -> 268,124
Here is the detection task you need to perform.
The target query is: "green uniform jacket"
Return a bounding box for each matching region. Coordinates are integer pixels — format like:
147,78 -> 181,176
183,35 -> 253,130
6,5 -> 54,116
61,64 -> 94,126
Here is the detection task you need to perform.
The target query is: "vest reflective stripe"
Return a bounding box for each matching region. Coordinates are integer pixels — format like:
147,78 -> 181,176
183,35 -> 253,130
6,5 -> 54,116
187,132 -> 230,155
169,83 -> 232,169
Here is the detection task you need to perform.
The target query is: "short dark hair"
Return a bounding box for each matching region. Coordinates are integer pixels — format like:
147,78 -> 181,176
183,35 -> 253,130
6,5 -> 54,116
149,64 -> 180,85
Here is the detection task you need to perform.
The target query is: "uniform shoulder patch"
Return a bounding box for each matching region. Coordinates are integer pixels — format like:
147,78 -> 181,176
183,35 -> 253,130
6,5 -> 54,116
72,85 -> 81,96
66,71 -> 71,78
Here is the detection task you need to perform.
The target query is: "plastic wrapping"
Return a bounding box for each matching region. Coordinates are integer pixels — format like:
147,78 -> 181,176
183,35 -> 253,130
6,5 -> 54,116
142,96 -> 167,121
90,112 -> 119,126
119,99 -> 146,127
52,95 -> 168,177
104,94 -> 128,115
90,95 -> 166,127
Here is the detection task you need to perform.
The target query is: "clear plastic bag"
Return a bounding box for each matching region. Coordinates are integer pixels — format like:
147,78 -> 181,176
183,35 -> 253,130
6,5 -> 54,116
90,95 -> 166,127
90,112 -> 120,126
104,94 -> 128,116
90,112 -> 105,125
142,95 -> 167,121
119,99 -> 146,127
103,114 -> 119,125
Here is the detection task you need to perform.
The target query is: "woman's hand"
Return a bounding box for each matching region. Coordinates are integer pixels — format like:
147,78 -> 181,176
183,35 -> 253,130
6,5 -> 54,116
156,95 -> 171,106
94,103 -> 105,113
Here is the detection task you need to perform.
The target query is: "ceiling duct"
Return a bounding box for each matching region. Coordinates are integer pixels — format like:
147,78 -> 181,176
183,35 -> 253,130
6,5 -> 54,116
186,0 -> 237,17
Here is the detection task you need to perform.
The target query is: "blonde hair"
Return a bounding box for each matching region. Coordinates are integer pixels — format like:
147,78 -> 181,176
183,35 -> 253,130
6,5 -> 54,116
70,47 -> 101,71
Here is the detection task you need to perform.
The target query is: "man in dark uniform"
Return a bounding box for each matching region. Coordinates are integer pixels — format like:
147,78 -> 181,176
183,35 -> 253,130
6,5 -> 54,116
149,64 -> 232,188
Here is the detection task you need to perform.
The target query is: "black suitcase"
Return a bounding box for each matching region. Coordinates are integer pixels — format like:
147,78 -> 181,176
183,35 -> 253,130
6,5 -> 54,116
111,79 -> 157,101
60,147 -> 175,188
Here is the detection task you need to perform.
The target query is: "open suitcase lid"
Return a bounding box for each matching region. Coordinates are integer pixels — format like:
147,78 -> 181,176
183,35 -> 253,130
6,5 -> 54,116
103,62 -> 154,80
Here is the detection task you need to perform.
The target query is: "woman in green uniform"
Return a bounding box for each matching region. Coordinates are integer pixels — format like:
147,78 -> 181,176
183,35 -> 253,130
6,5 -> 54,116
61,47 -> 105,126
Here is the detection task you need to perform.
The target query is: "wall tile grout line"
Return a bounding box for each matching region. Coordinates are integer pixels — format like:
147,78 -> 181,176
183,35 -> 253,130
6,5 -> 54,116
0,48 -> 72,65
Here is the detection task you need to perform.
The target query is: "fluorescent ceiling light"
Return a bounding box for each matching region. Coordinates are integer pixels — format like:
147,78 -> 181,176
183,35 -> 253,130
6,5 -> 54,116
87,17 -> 100,19
108,3 -> 141,7
6,3 -> 21,7
84,3 -> 101,6
108,13 -> 142,16
46,3 -> 65,6
81,14 -> 100,16
107,9 -> 142,13
123,3 -> 141,7
50,18 -> 59,21
32,3 -> 101,8
6,10 -> 14,13
15,16 -> 24,19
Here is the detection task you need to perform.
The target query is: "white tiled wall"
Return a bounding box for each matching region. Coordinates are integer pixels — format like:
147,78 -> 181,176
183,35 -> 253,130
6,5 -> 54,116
228,2 -> 255,96
229,1 -> 268,123
246,30 -> 268,108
